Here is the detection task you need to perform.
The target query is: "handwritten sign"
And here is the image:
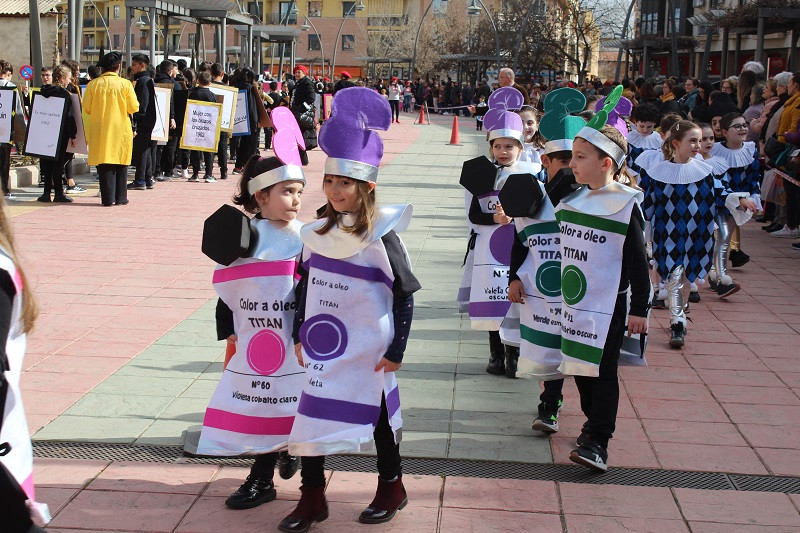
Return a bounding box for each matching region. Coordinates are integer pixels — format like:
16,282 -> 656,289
151,86 -> 172,142
208,84 -> 238,133
23,92 -> 67,160
67,93 -> 88,155
0,88 -> 14,144
180,99 -> 222,153
232,89 -> 250,137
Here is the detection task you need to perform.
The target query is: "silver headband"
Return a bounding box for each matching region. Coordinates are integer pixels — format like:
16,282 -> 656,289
324,157 -> 379,183
575,127 -> 626,168
248,164 -> 306,194
488,128 -> 525,144
544,139 -> 574,154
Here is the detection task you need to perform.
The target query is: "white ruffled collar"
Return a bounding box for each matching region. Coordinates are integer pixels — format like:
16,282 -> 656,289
560,181 -> 643,216
710,141 -> 756,168
696,154 -> 729,176
649,158 -> 713,184
627,131 -> 663,150
300,204 -> 413,259
248,218 -> 304,261
634,149 -> 664,171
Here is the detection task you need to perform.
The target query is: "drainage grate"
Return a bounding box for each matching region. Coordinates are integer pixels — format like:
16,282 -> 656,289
32,441 -> 800,494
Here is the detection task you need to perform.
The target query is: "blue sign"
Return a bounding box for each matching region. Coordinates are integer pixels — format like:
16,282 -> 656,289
19,65 -> 33,80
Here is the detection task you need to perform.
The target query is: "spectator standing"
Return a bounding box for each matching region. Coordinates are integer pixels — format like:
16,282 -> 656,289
387,77 -> 402,123
744,84 -> 765,143
721,77 -> 738,104
680,78 -> 700,114
332,71 -> 355,95
737,70 -> 759,113
129,54 -> 158,190
0,60 -> 21,198
498,68 -> 531,105
83,52 -> 139,206
153,60 -> 179,182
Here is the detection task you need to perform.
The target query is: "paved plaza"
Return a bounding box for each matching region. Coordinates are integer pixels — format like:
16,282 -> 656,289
11,113 -> 800,531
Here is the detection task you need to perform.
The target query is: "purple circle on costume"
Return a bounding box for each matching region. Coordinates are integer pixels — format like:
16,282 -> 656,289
247,329 -> 286,376
489,224 -> 514,266
300,314 -> 348,361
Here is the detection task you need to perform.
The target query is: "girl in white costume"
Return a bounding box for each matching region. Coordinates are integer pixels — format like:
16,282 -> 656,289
280,87 -> 420,532
0,196 -> 50,530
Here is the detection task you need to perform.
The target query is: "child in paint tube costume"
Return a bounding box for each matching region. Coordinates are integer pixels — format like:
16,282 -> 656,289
0,199 -> 50,531
643,120 -> 757,349
501,87 -> 587,436
281,87 -> 420,532
458,87 -> 542,379
195,107 -> 307,510
556,87 -> 650,471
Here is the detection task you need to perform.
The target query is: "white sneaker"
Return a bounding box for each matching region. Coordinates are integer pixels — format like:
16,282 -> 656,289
770,226 -> 800,238
172,167 -> 183,178
182,169 -> 189,179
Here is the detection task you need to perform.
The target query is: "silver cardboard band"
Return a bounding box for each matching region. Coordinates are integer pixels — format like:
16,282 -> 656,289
248,164 -> 306,194
488,128 -> 525,144
324,157 -> 379,182
576,127 -> 626,168
544,139 -> 574,154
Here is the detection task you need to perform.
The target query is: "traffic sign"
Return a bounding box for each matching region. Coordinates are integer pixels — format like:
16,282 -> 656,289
19,65 -> 34,80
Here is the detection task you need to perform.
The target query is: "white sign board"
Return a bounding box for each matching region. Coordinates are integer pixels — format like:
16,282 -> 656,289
151,86 -> 172,142
180,99 -> 222,153
232,89 -> 250,137
0,88 -> 14,144
208,84 -> 237,133
67,93 -> 88,155
23,93 -> 66,160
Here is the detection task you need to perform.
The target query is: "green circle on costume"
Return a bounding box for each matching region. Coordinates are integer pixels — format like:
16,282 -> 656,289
536,261 -> 562,297
561,265 -> 587,305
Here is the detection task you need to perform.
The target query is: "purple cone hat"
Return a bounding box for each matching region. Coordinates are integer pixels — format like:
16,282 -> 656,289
485,110 -> 525,144
318,87 -> 392,182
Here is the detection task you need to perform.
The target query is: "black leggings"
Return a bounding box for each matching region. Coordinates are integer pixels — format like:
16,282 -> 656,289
300,394 -> 401,488
389,100 -> 400,121
573,293 -> 627,450
785,179 -> 800,229
250,452 -> 279,480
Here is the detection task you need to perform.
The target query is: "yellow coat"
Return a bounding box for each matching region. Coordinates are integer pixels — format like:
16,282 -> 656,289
82,72 -> 139,166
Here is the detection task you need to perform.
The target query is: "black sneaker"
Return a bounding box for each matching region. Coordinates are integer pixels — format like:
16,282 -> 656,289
650,294 -> 665,309
793,242 -> 800,250
569,442 -> 608,472
669,323 -> 686,348
576,421 -> 590,447
127,181 -> 146,190
532,398 -> 562,434
277,451 -> 300,480
716,282 -> 741,299
764,222 -> 783,232
145,181 -> 155,189
688,291 -> 701,303
225,475 -> 277,510
486,355 -> 505,375
155,174 -> 171,182
709,277 -> 718,292
729,250 -> 750,268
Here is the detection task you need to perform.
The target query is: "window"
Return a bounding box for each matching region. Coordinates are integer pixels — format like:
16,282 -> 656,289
279,2 -> 298,24
342,34 -> 355,50
309,34 -> 321,50
188,34 -> 196,48
113,34 -> 120,48
342,1 -> 355,17
114,5 -> 120,19
308,1 -> 322,16
172,33 -> 180,49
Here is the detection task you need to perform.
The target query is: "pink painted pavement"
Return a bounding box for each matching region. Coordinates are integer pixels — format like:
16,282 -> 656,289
12,112 -> 800,531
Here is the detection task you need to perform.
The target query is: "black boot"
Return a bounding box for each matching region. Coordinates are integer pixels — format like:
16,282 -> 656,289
359,475 -> 408,524
504,345 -> 519,378
669,322 -> 686,348
486,332 -> 505,375
224,474 -> 276,509
278,451 -> 301,480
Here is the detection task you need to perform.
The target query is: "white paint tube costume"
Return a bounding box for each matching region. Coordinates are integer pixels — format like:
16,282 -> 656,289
288,87 -> 419,456
0,249 -> 50,524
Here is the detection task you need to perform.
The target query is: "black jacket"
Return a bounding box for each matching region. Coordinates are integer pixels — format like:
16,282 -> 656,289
132,70 -> 157,132
332,79 -> 355,95
291,76 -> 315,113
188,86 -> 218,104
154,71 -> 180,120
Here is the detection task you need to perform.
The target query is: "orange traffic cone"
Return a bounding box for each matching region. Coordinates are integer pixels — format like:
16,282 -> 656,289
223,339 -> 236,369
449,115 -> 461,145
416,104 -> 426,124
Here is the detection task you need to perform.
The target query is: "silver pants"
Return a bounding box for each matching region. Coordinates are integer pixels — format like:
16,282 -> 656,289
665,265 -> 685,326
711,212 -> 734,284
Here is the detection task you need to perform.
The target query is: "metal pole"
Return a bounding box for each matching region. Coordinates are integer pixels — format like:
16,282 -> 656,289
29,0 -> 44,86
614,0 -> 636,82
220,17 -> 227,68
149,7 -> 156,65
126,7 -> 133,69
755,15 -> 765,64
76,0 -> 85,63
476,0 -> 501,73
720,28 -> 729,78
666,0 -> 679,76
513,0 -> 542,73
330,3 -> 358,81
163,9 -> 170,59
733,33 -> 741,75
67,0 -> 75,60
247,25 -> 254,68
304,16 -> 325,80
290,39 -> 295,73
89,0 -> 111,51
700,25 -> 713,82
410,0 -> 436,81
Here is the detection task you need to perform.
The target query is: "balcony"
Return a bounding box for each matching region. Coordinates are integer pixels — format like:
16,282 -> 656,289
83,17 -> 96,28
261,12 -> 298,25
367,15 -> 408,26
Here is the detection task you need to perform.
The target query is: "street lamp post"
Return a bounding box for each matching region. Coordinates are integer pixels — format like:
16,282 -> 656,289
467,0 -> 500,75
330,0 -> 366,80
613,0 -> 636,82
301,16 -> 326,77
410,0 -> 436,81
277,0 -> 299,79
512,0 -> 543,74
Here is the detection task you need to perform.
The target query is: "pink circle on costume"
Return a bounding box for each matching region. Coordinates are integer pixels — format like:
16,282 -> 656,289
489,224 -> 514,265
247,329 -> 286,376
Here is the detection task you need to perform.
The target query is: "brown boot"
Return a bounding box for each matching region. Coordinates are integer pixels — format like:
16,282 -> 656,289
358,474 -> 408,524
277,485 -> 328,533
